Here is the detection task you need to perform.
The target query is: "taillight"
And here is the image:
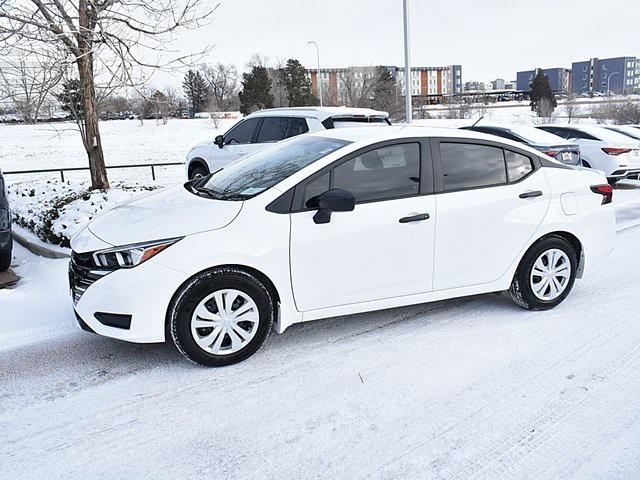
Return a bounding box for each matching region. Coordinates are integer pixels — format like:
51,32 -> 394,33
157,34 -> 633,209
543,150 -> 559,157
590,184 -> 613,205
602,148 -> 632,156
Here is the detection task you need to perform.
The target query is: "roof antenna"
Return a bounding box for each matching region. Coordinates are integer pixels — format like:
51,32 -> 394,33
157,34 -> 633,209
471,115 -> 484,127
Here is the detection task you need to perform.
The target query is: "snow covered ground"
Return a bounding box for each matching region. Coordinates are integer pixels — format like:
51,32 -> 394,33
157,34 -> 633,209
1,182 -> 640,479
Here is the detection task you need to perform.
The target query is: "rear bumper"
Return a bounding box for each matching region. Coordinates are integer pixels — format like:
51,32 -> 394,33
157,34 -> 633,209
608,168 -> 640,179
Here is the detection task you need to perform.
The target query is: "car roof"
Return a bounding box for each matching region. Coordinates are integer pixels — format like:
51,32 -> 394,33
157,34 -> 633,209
465,124 -> 572,145
246,106 -> 389,121
539,124 -> 639,144
311,125 -> 548,157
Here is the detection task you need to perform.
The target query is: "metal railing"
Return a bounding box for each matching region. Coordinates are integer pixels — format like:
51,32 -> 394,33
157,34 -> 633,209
3,162 -> 185,182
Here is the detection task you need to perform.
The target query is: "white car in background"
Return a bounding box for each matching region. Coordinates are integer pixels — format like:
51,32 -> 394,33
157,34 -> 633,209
604,125 -> 640,141
71,127 -> 615,366
537,124 -> 640,183
185,107 -> 390,179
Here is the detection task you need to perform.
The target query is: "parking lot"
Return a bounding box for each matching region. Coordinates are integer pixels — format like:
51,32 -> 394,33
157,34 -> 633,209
2,183 -> 640,479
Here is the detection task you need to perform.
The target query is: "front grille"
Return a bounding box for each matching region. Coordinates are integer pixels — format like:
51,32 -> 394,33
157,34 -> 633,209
69,252 -> 110,304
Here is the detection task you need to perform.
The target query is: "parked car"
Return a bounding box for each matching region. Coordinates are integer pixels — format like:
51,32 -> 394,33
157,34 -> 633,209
185,107 -> 391,179
536,124 -> 640,183
70,126 -> 615,366
604,125 -> 640,141
0,169 -> 12,272
461,125 -> 581,166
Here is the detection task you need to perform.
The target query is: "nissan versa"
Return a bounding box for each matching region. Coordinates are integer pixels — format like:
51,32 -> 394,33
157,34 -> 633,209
70,127 -> 616,366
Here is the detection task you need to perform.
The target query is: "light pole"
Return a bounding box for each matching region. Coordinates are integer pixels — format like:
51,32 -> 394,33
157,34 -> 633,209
607,72 -> 619,95
402,0 -> 412,123
307,41 -> 323,107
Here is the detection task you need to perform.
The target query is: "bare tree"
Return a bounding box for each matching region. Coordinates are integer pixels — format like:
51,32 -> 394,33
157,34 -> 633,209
563,93 -> 582,124
337,67 -> 378,107
201,63 -> 239,111
0,54 -> 63,123
0,1 -> 218,189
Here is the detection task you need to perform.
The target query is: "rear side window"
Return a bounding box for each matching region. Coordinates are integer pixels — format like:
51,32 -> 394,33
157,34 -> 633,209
440,143 -> 506,191
505,150 -> 533,182
225,118 -> 261,144
257,117 -> 310,143
332,143 -> 420,203
257,117 -> 290,142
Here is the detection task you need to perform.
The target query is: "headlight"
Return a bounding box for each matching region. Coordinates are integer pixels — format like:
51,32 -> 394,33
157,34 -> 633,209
93,237 -> 182,269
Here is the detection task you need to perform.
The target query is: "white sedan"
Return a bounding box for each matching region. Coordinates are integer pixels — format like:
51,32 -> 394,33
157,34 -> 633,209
70,127 -> 616,366
537,124 -> 640,183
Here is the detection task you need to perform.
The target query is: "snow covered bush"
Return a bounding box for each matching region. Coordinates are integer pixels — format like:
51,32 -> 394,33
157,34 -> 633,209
7,180 -> 159,247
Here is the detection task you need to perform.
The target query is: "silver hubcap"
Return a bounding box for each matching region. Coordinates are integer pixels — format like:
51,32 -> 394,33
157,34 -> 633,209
530,249 -> 571,301
191,289 -> 259,355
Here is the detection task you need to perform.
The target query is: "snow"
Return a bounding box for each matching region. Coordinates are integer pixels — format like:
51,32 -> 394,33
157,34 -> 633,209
1,183 -> 640,479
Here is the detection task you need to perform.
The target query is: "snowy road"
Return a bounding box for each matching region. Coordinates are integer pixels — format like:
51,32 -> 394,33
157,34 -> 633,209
2,187 -> 640,479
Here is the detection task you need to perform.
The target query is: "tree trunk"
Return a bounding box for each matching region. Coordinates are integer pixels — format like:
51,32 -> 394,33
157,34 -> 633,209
77,54 -> 109,190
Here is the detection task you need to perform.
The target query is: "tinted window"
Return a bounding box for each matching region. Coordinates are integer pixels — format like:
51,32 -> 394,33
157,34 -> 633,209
289,117 -> 309,137
440,143 -> 506,191
333,143 -> 420,203
225,118 -> 261,144
505,150 -> 533,182
204,136 -> 350,200
257,117 -> 290,142
303,172 -> 330,208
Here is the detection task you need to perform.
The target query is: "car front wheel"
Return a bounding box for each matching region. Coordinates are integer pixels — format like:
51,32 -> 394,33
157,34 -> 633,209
169,268 -> 274,367
509,236 -> 577,310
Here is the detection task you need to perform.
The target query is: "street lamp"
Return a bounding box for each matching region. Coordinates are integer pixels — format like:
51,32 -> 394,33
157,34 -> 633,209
307,41 -> 323,107
402,0 -> 412,123
607,72 -> 619,95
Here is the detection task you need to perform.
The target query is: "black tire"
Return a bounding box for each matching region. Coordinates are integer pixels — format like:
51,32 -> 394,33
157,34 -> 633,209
0,237 -> 12,272
189,162 -> 209,180
509,236 -> 578,311
169,268 -> 274,367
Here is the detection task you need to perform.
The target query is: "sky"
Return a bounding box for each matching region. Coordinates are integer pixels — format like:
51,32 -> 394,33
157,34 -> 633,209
155,0 -> 639,87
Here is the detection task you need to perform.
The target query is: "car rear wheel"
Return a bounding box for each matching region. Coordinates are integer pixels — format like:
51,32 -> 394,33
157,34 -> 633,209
169,268 -> 274,367
0,237 -> 12,272
509,236 -> 577,310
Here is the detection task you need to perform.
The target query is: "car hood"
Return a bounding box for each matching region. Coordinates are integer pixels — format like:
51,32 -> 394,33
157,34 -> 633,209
86,183 -> 243,247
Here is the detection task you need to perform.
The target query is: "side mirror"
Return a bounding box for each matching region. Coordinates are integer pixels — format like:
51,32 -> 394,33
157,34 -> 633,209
312,188 -> 356,224
214,135 -> 224,148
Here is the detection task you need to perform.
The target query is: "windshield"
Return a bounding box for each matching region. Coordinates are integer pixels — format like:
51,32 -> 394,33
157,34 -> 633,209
202,135 -> 350,200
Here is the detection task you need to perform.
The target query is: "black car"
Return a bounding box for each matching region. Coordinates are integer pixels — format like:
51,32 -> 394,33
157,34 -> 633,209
461,125 -> 581,166
0,169 -> 12,271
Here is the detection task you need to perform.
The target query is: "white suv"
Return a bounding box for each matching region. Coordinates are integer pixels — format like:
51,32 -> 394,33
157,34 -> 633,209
185,107 -> 390,179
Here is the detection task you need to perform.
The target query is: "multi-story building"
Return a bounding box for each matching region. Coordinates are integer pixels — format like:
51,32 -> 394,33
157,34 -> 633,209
306,65 -> 462,105
571,57 -> 639,95
463,81 -> 487,92
516,67 -> 570,93
491,78 -> 506,90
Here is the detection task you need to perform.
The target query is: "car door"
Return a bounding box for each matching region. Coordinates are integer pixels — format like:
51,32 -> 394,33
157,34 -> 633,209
431,139 -> 550,291
289,140 -> 436,312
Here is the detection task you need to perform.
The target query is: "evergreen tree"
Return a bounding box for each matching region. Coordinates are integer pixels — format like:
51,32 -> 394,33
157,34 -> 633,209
238,66 -> 274,114
529,70 -> 557,117
280,59 -> 317,106
55,79 -> 85,119
182,70 -> 210,115
371,67 -> 399,112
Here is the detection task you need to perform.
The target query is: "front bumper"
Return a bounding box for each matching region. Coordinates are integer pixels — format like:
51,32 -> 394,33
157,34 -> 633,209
70,256 -> 190,343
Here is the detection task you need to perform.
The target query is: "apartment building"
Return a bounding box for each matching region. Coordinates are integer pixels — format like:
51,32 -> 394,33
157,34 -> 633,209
516,67 -> 571,93
306,65 -> 462,104
571,57 -> 639,95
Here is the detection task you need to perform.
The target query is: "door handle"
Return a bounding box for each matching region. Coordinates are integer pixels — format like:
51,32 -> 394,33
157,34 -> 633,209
399,213 -> 430,223
519,190 -> 543,199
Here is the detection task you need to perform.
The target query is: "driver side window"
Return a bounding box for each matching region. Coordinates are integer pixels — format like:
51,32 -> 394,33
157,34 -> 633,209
224,118 -> 261,144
